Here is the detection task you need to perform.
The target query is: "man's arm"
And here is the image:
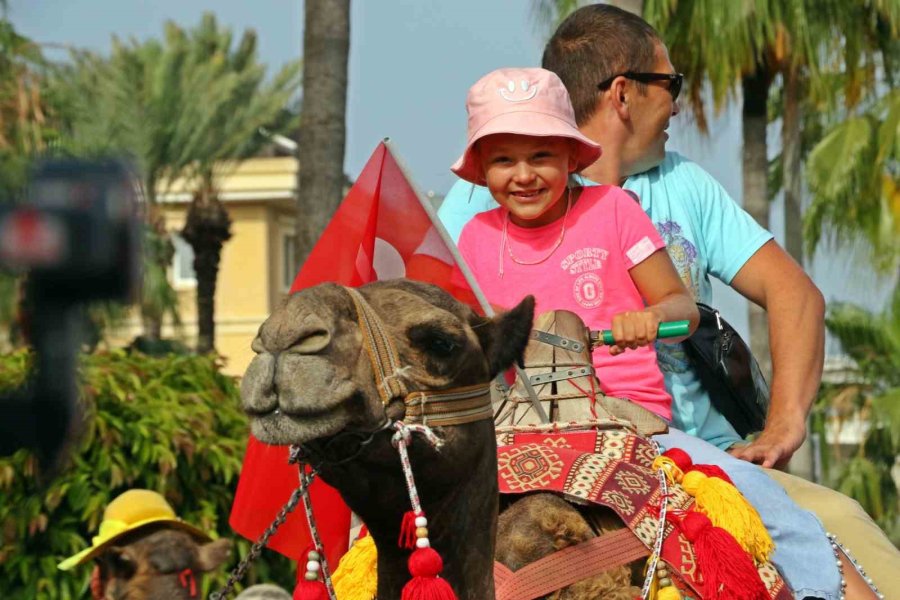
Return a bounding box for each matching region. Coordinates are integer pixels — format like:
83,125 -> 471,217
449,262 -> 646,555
727,240 -> 826,467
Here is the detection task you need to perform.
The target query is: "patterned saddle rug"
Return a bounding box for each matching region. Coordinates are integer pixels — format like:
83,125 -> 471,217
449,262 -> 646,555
493,310 -> 792,600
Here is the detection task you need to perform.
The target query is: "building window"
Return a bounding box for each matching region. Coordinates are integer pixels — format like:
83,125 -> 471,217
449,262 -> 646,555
171,232 -> 197,285
283,234 -> 297,291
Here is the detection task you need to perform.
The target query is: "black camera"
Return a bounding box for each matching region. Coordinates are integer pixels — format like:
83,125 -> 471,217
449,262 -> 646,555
0,158 -> 141,473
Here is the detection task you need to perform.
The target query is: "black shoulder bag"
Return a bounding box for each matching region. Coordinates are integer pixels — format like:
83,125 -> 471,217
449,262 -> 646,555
682,303 -> 770,437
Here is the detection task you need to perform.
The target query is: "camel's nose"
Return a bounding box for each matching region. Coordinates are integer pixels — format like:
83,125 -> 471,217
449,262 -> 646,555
280,310 -> 333,355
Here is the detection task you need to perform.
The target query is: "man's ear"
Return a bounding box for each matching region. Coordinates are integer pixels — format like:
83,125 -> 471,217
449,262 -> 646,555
474,296 -> 535,379
610,77 -> 631,120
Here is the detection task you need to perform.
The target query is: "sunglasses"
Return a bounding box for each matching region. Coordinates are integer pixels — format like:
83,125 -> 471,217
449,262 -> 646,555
597,72 -> 683,101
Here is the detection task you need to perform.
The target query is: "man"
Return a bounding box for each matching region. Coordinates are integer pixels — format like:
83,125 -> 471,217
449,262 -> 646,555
438,4 -> 898,592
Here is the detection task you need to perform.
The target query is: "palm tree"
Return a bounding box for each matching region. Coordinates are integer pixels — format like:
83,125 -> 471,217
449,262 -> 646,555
641,0 -> 899,376
294,0 -> 351,266
811,285 -> 900,543
0,6 -> 53,200
804,89 -> 900,272
49,16 -> 300,351
172,14 -> 300,353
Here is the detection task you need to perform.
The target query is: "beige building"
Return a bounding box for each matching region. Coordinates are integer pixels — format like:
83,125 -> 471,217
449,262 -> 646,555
111,157 -> 299,376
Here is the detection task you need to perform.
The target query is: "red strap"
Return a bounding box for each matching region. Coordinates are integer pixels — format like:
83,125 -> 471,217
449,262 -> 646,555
494,528 -> 649,600
178,568 -> 197,598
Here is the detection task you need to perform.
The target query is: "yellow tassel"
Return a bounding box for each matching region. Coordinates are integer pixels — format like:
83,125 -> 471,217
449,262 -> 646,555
680,471 -> 774,563
657,585 -> 682,600
333,532 -> 378,600
652,456 -> 684,485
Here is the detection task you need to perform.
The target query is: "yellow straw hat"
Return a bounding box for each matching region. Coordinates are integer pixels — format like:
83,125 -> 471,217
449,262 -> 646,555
58,489 -> 212,571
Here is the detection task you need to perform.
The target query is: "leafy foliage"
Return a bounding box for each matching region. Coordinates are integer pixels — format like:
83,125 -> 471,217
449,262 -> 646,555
0,350 -> 294,599
804,89 -> 900,269
811,284 -> 900,545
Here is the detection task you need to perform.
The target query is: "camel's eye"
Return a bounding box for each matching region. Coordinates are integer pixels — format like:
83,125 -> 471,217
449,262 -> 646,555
408,325 -> 461,358
427,335 -> 458,357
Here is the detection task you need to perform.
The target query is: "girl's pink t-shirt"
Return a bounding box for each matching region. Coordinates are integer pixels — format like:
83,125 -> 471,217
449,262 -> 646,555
457,185 -> 671,419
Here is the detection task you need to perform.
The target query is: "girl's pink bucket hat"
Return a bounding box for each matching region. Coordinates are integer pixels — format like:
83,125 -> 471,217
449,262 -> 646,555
451,67 -> 602,185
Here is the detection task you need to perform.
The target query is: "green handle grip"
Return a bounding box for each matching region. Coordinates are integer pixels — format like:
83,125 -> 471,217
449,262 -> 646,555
598,320 -> 690,345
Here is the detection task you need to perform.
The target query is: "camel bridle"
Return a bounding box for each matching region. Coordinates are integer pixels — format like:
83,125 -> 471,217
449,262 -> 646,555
344,286 -> 494,428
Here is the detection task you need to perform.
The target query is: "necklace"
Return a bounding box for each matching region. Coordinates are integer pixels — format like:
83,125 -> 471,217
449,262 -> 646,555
499,187 -> 571,277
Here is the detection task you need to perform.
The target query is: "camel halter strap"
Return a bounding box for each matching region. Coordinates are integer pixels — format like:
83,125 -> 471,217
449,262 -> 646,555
344,286 -> 493,427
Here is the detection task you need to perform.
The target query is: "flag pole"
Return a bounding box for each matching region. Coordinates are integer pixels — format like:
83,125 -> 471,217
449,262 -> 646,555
382,138 -> 549,424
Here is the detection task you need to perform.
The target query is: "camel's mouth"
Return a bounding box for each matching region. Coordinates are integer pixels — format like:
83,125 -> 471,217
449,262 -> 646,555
250,408 -> 349,446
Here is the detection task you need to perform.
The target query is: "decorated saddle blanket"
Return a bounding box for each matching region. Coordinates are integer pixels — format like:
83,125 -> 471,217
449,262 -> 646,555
496,422 -> 791,600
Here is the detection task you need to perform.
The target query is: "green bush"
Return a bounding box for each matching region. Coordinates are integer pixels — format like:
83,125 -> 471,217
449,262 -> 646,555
0,350 -> 295,599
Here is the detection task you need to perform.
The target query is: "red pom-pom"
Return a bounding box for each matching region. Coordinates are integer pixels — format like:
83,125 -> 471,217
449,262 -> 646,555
678,511 -> 769,600
688,463 -> 734,485
294,579 -> 330,600
408,546 -> 444,577
401,547 -> 458,600
662,448 -> 693,472
399,510 -> 419,550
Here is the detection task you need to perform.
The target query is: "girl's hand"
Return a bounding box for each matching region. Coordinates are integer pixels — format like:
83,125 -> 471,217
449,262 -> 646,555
608,309 -> 662,355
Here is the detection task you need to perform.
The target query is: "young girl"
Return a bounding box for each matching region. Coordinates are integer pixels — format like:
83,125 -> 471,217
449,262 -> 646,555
452,67 -> 698,419
451,67 -> 876,600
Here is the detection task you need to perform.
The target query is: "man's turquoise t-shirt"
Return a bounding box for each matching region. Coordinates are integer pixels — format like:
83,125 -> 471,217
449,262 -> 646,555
437,151 -> 773,449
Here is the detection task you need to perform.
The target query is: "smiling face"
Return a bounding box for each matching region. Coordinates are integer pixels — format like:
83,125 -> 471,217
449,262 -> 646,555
477,133 -> 577,228
623,42 -> 680,175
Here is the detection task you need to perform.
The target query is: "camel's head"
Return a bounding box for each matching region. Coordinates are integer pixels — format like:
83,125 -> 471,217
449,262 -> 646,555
241,280 -> 534,447
96,527 -> 231,600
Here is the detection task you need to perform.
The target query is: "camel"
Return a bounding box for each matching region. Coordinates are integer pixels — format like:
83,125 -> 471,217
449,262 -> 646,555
92,525 -> 231,600
239,281 -> 784,600
242,280 -> 533,599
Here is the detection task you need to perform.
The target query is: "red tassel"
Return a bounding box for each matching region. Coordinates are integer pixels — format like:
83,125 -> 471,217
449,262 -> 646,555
679,512 -> 769,600
293,579 -> 330,600
688,463 -> 734,485
90,565 -> 104,600
399,510 -> 419,550
401,547 -> 458,600
662,448 -> 693,472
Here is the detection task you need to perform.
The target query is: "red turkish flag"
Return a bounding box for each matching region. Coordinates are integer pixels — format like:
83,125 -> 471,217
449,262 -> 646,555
229,142 -> 481,568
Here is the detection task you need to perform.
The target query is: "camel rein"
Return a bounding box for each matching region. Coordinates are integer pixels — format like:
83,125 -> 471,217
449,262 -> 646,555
212,287 -> 495,599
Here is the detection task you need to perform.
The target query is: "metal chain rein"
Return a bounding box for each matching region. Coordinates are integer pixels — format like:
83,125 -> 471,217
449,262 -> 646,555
209,447 -> 313,600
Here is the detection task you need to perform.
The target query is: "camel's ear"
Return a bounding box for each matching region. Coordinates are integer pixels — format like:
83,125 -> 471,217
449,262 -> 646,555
196,538 -> 232,572
475,296 -> 535,379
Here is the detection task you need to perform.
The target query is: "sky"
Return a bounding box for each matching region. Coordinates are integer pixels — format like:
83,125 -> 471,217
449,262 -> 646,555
8,0 -> 897,348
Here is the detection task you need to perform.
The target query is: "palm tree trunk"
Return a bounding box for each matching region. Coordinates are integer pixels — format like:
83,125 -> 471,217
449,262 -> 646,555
742,71 -> 773,380
142,185 -> 165,342
294,0 -> 351,267
183,185 -> 232,354
782,64 -> 803,265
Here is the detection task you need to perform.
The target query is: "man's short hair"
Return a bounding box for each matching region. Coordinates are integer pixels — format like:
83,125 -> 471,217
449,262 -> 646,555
542,4 -> 661,125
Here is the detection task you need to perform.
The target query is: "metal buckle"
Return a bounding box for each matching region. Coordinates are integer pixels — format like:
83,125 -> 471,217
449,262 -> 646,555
531,329 -> 585,352
529,365 -> 594,385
